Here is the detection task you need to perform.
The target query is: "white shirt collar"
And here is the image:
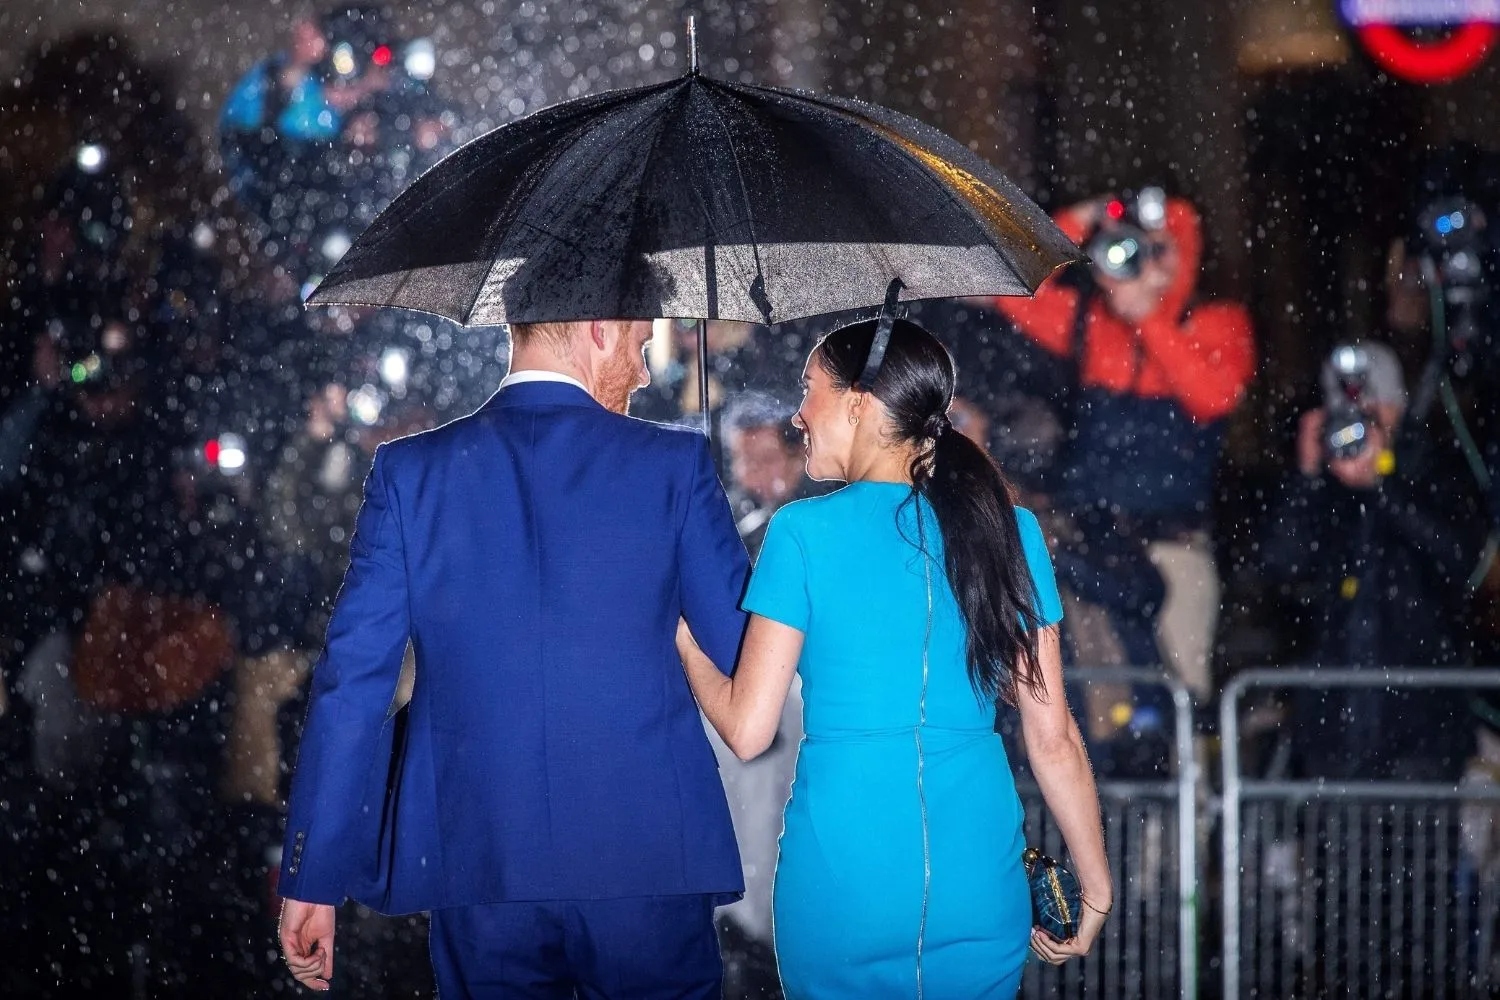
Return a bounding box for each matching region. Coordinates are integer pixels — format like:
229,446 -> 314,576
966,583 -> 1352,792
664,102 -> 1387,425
498,369 -> 592,395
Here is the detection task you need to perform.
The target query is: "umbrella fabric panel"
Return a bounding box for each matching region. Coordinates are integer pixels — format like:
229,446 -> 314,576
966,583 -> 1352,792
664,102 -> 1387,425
310,80 -> 681,320
468,242 -> 1039,326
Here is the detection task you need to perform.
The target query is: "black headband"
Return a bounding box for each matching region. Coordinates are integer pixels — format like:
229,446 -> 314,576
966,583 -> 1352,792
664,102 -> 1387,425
857,278 -> 905,390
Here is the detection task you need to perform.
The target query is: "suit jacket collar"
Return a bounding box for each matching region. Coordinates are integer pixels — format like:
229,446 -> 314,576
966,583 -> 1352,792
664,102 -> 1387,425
482,380 -> 605,412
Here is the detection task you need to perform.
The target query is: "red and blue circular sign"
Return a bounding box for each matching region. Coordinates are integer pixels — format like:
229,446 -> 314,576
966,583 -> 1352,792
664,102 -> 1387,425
1340,0 -> 1500,82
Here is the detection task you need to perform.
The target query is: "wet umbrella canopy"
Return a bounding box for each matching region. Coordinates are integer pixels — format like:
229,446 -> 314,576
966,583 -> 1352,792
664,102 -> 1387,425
306,25 -> 1082,329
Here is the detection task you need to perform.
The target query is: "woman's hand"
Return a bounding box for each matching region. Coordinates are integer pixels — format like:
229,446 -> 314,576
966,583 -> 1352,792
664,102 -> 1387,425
1028,903 -> 1109,964
678,615 -> 802,761
1017,626 -> 1114,962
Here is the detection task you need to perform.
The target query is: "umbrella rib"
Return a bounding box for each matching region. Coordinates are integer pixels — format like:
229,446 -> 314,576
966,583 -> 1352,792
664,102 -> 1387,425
514,219 -> 588,252
617,87 -> 686,299
742,82 -> 1047,270
698,86 -> 766,284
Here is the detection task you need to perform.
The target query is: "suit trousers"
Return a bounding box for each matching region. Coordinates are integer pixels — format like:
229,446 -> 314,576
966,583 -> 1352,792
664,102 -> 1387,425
428,894 -> 722,999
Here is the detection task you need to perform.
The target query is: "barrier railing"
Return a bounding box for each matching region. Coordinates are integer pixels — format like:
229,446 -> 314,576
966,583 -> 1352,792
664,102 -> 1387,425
1015,667 -> 1199,999
1220,668 -> 1500,1000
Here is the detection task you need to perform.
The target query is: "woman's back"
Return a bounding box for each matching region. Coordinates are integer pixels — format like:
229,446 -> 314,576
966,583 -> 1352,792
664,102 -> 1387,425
767,482 -> 1021,735
746,483 -> 1062,999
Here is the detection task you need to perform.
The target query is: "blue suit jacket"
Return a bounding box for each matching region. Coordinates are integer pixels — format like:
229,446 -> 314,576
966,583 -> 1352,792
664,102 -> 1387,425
278,380 -> 750,914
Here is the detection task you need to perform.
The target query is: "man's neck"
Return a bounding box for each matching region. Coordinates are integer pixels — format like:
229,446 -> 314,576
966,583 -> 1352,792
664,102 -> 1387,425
507,348 -> 593,394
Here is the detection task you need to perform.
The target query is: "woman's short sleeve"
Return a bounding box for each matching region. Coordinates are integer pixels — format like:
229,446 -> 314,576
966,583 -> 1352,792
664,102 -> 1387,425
1017,508 -> 1064,628
741,507 -> 810,632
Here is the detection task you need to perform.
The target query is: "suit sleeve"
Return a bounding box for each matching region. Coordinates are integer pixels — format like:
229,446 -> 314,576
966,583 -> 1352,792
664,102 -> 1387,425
279,445 -> 412,904
677,434 -> 751,676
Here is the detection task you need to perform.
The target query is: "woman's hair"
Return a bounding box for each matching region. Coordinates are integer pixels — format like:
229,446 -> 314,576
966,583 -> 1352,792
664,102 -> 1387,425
815,318 -> 1045,703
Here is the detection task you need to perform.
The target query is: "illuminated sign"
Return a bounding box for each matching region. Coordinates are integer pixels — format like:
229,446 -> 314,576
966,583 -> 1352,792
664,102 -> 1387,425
1340,0 -> 1500,81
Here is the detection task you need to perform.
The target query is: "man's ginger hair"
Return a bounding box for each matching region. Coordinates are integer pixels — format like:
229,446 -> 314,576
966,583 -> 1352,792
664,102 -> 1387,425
508,321 -> 577,349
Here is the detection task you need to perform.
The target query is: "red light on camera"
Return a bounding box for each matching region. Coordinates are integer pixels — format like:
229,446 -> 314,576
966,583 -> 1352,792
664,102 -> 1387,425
372,44 -> 393,67
204,439 -> 221,465
1105,200 -> 1127,221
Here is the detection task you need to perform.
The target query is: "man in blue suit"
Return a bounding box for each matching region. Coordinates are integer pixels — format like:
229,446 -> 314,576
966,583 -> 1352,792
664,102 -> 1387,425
278,319 -> 751,997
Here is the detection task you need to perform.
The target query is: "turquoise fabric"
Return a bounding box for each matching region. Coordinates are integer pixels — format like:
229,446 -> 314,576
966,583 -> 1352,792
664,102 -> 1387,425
743,482 -> 1062,999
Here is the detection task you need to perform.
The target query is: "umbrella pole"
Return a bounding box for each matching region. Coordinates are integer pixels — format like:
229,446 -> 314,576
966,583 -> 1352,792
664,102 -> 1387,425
697,318 -> 711,439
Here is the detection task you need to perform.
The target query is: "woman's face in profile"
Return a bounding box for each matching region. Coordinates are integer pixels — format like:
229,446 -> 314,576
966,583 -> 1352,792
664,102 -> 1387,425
792,353 -> 854,481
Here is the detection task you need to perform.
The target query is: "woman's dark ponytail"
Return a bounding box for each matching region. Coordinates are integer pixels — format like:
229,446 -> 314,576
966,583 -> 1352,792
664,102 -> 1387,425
816,319 -> 1046,703
917,413 -> 1045,702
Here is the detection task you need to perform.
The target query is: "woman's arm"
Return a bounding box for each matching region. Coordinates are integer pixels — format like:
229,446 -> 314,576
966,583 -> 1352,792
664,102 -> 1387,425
677,614 -> 803,761
1016,625 -> 1113,960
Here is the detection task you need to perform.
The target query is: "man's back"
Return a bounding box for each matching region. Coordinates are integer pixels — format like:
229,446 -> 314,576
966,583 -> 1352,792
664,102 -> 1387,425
278,379 -> 750,914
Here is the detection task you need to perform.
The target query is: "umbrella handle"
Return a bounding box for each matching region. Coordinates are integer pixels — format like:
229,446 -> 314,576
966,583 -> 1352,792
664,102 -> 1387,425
697,318 -> 711,439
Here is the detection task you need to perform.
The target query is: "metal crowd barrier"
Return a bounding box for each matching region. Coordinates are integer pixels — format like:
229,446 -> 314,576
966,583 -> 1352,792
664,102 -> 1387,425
1016,667 -> 1199,1000
1221,668 -> 1500,1000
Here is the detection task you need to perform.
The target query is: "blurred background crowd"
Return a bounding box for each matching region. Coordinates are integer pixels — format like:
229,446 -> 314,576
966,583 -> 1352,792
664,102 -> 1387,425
1,0 -> 1499,996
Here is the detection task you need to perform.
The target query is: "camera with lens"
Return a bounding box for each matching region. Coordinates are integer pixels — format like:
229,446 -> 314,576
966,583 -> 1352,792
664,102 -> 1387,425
1414,197 -> 1490,372
1323,344 -> 1373,460
173,430 -> 256,525
321,5 -> 395,82
1086,186 -> 1170,281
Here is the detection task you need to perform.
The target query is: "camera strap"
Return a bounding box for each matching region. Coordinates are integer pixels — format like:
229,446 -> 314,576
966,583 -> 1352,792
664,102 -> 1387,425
1059,280 -> 1095,424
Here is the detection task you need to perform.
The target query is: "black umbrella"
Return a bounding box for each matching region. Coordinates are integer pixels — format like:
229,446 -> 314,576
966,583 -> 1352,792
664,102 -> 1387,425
308,23 -> 1080,426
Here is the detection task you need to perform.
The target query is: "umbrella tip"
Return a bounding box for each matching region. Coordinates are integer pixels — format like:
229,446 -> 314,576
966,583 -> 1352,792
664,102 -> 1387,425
687,14 -> 699,76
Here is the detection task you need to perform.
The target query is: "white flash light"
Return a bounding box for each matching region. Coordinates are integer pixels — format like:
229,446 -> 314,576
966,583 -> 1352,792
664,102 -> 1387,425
76,143 -> 107,173
379,346 -> 411,389
217,433 -> 249,473
404,38 -> 437,81
349,384 -> 385,426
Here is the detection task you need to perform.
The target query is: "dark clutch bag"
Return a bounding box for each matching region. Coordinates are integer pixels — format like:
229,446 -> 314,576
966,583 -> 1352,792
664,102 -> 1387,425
1023,847 -> 1084,941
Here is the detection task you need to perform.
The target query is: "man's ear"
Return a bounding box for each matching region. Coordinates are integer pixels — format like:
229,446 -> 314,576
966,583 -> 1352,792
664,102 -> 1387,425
590,320 -> 608,351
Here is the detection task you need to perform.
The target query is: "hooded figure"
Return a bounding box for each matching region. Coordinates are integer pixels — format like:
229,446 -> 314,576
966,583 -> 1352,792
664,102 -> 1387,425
989,196 -> 1256,699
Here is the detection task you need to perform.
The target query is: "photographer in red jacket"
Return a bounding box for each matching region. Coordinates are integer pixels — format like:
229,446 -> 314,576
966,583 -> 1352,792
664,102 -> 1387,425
992,190 -> 1256,697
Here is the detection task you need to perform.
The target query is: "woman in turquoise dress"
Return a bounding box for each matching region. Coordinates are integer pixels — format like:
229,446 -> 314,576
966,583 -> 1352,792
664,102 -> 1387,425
679,318 -> 1113,997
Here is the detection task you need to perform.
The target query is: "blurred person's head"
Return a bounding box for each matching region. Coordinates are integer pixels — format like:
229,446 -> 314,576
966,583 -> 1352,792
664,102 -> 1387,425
306,382 -> 349,441
319,4 -> 395,83
670,318 -> 753,355
1321,340 -> 1406,433
721,392 -> 804,508
801,318 -> 1045,701
508,320 -> 654,415
34,146 -> 134,286
289,12 -> 329,69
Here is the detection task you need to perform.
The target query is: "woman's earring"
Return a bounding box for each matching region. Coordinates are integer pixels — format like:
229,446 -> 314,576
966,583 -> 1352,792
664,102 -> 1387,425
850,416 -> 860,426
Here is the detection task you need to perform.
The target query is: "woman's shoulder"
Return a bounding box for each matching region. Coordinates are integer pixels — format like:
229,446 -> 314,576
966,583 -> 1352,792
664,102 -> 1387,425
1012,505 -> 1049,553
764,487 -> 854,535
765,493 -> 825,530
1013,505 -> 1043,533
